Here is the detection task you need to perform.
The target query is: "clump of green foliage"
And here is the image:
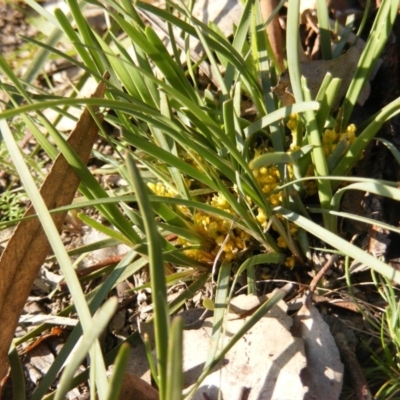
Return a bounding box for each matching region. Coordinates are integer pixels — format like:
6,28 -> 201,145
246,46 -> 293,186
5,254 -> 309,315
1,0 -> 400,398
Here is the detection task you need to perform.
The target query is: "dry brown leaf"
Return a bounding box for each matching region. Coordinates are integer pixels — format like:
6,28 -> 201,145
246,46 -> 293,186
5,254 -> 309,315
260,0 -> 284,73
276,42 -> 368,108
118,372 -> 158,400
0,74 -> 108,383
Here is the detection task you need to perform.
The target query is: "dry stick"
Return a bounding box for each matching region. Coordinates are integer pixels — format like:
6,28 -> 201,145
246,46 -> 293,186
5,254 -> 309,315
335,332 -> 373,400
259,0 -> 284,73
308,254 -> 339,294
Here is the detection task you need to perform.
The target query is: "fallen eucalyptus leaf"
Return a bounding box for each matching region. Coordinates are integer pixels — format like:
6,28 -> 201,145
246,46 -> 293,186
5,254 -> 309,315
0,76 -> 108,381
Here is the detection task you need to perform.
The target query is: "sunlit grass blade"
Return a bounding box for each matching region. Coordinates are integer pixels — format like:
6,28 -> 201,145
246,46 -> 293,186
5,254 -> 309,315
276,206 -> 400,284
204,261 -> 231,369
329,181 -> 400,232
105,343 -> 131,400
135,0 -> 260,91
243,101 -> 320,137
286,0 -> 303,103
66,0 -> 109,73
0,118 -> 109,399
316,0 -> 332,60
341,0 -> 400,127
332,97 -> 400,184
125,155 -> 169,397
376,138 -> 400,166
309,208 -> 400,236
54,297 -> 118,400
8,343 -> 26,400
315,74 -> 341,131
229,253 -> 286,296
301,78 -> 333,230
166,317 -> 184,400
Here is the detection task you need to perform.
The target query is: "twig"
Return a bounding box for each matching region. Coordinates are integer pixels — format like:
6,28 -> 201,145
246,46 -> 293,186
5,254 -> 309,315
308,254 -> 339,294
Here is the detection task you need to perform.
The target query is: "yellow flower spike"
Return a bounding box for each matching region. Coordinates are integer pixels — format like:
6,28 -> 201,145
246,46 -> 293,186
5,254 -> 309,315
328,130 -> 338,142
285,256 -> 296,269
269,193 -> 282,206
272,167 -> 280,179
262,184 -> 272,193
256,208 -> 267,224
263,175 -> 276,184
346,124 -> 356,134
277,236 -> 288,248
235,238 -> 244,249
289,144 -> 301,152
215,235 -> 225,245
289,223 -> 298,235
286,113 -> 298,132
224,239 -> 235,252
224,252 -> 234,261
287,119 -> 297,132
208,221 -> 219,238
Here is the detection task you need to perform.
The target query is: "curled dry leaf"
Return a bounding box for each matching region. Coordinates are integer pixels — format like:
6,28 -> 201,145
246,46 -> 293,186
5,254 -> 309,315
118,372 -> 158,400
274,42 -> 369,108
0,75 -> 108,383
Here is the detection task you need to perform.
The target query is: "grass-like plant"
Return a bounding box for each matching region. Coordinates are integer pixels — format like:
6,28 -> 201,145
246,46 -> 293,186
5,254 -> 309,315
1,0 -> 400,398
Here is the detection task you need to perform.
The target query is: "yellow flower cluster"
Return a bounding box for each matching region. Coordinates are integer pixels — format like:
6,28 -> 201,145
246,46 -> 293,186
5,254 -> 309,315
184,194 -> 251,262
252,165 -> 283,206
147,182 -> 176,197
286,113 -> 300,133
251,166 -> 298,266
286,114 -> 357,197
322,124 -> 356,157
285,256 -> 296,269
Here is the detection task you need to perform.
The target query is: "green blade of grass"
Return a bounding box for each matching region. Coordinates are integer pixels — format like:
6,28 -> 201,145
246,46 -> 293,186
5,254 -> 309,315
301,78 -> 333,231
0,118 -> 109,399
166,317 -> 184,400
286,0 -> 303,103
229,253 -> 286,296
316,0 -> 332,60
204,261 -> 231,369
8,343 -> 26,400
55,297 -> 118,400
341,0 -> 400,127
126,155 -> 169,397
332,97 -> 400,185
31,251 -> 143,400
243,101 -> 320,137
276,206 -> 400,284
105,343 -> 131,400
